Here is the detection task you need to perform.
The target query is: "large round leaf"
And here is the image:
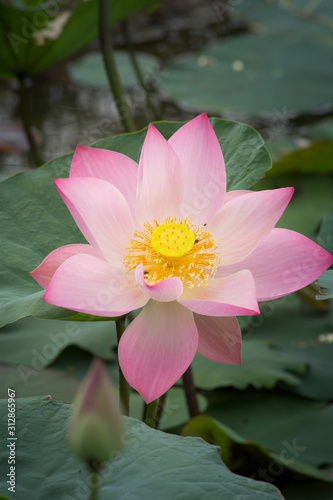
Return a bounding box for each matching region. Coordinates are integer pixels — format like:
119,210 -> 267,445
161,0 -> 333,115
267,141 -> 333,177
240,294 -> 333,401
70,51 -> 159,89
0,364 -> 80,402
191,339 -> 306,391
0,396 -> 284,499
0,345 -> 117,401
0,360 -> 207,430
0,317 -> 118,368
182,414 -> 249,470
0,118 -> 271,327
318,206 -> 333,255
207,390 -> 333,482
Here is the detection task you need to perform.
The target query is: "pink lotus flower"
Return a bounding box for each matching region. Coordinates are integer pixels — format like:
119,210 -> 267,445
31,114 -> 333,403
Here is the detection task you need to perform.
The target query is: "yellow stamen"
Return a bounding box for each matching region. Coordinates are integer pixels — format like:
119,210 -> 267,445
150,222 -> 195,258
124,217 -> 220,288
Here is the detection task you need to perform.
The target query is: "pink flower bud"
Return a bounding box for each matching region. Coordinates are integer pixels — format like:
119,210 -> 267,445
68,357 -> 123,464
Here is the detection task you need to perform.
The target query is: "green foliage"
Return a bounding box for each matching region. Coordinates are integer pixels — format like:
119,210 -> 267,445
259,145 -> 333,242
317,271 -> 333,300
191,339 -> 306,390
308,117 -> 333,141
256,174 -> 333,238
183,296 -> 333,484
130,387 -> 208,431
0,0 -> 158,78
160,0 -> 333,114
319,206 -> 333,255
0,396 -> 284,499
206,390 -> 333,482
0,357 -> 208,429
241,295 -> 333,402
182,415 -> 248,469
267,141 -> 333,176
0,118 -> 271,327
282,481 -> 333,500
0,0 -> 332,496
0,317 -> 118,367
71,51 -> 159,89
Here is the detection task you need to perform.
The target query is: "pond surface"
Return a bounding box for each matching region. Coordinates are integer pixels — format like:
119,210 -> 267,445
0,0 -> 332,177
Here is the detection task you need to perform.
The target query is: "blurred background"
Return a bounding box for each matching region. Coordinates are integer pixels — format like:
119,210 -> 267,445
0,1 -> 333,499
1,0 -> 333,176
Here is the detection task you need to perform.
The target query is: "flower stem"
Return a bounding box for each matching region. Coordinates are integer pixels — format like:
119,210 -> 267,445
89,472 -> 98,500
88,462 -> 100,500
143,392 -> 167,429
155,392 -> 167,429
116,316 -> 130,416
145,399 -> 158,428
18,75 -> 44,167
121,19 -> 160,121
98,0 -> 136,133
182,365 -> 200,418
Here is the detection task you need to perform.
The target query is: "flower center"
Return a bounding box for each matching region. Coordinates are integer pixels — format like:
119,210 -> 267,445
124,217 -> 220,288
150,222 -> 195,258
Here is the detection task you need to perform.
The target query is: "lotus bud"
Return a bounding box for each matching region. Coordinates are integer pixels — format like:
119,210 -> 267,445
68,357 -> 123,465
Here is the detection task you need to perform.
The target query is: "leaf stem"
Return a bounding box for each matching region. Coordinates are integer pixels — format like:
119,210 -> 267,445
89,473 -> 98,500
18,75 -> 44,167
182,365 -> 200,418
145,399 -> 158,428
116,316 -> 130,416
88,462 -> 100,500
143,392 -> 167,429
98,0 -> 136,133
155,392 -> 167,429
121,19 -> 160,121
